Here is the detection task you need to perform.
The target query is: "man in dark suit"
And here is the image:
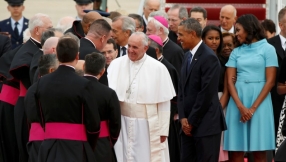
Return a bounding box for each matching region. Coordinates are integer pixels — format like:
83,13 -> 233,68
177,18 -> 226,162
36,37 -> 100,162
65,11 -> 102,39
79,19 -> 111,86
0,34 -> 11,57
0,0 -> 28,49
146,15 -> 184,75
9,13 -> 52,162
111,16 -> 157,60
83,52 -> 121,162
268,7 -> 286,152
141,0 -> 160,33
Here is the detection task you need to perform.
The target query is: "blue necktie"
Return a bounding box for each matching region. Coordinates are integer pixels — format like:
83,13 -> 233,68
121,46 -> 126,56
14,22 -> 19,36
186,52 -> 193,74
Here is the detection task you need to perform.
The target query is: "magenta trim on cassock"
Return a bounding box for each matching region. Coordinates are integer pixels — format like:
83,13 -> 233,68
19,81 -> 27,97
29,123 -> 44,141
0,84 -> 19,105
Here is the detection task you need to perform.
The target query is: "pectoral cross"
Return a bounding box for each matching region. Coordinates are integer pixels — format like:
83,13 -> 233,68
126,88 -> 131,99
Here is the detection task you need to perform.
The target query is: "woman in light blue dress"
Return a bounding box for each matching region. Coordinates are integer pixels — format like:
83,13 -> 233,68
223,14 -> 277,162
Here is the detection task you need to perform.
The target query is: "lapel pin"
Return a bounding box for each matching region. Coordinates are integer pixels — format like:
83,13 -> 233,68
7,21 -> 9,25
25,22 -> 28,25
195,58 -> 197,61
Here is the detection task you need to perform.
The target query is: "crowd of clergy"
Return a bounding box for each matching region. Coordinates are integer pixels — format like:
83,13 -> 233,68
0,0 -> 286,162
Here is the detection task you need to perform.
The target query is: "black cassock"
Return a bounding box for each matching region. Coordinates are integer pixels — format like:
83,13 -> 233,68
24,83 -> 44,162
29,49 -> 43,84
159,56 -> 180,162
9,38 -> 41,162
163,38 -> 184,76
0,45 -> 22,162
65,20 -> 85,39
36,65 -> 100,162
84,76 -> 121,162
79,38 -> 109,86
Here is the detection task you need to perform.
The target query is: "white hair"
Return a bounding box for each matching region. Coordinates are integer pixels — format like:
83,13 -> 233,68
149,10 -> 168,20
148,17 -> 169,36
23,28 -> 30,43
56,16 -> 75,32
144,0 -> 161,8
131,32 -> 148,46
42,37 -> 59,54
28,13 -> 51,32
102,17 -> 112,25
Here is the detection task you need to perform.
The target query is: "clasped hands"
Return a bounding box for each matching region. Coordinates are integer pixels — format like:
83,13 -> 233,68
180,118 -> 193,136
239,105 -> 255,123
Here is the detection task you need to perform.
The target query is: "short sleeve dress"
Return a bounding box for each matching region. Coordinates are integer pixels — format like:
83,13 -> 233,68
223,39 -> 278,151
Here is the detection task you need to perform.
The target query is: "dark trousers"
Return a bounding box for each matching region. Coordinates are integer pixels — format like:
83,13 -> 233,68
180,132 -> 221,162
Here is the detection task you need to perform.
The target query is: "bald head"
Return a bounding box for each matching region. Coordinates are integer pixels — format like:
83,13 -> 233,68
82,11 -> 102,34
57,16 -> 76,32
219,5 -> 237,31
75,60 -> 85,76
143,0 -> 161,19
43,37 -> 59,54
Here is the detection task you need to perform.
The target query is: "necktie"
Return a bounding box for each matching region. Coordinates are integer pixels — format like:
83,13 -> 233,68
186,52 -> 193,75
14,22 -> 19,36
122,46 -> 126,56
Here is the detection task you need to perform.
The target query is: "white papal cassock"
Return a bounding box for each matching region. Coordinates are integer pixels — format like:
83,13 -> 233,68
108,54 -> 176,162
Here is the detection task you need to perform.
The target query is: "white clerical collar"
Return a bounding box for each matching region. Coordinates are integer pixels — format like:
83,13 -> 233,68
11,16 -> 24,26
84,74 -> 98,80
30,37 -> 41,45
190,40 -> 203,57
130,53 -> 147,64
60,64 -> 75,69
221,26 -> 234,34
157,55 -> 163,60
142,14 -> 148,25
84,37 -> 96,48
279,34 -> 286,49
75,16 -> 81,21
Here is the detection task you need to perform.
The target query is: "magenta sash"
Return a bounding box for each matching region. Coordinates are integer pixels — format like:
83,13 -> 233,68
0,84 -> 19,105
45,123 -> 87,141
99,120 -> 110,138
29,123 -> 44,141
19,81 -> 27,97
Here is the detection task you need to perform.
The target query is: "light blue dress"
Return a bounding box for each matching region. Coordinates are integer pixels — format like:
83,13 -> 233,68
223,39 -> 278,151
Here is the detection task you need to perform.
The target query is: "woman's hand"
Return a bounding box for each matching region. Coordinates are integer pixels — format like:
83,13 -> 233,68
238,105 -> 252,122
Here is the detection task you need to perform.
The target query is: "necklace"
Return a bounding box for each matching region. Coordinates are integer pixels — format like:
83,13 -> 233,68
126,56 -> 147,99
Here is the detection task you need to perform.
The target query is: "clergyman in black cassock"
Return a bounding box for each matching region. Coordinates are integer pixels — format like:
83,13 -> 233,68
84,52 -> 121,162
37,38 -> 100,162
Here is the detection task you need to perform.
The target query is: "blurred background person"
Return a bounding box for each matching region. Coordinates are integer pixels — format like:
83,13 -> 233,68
56,16 -> 76,33
22,28 -> 30,43
142,0 -> 160,33
219,5 -> 237,33
93,0 -> 102,10
101,38 -> 118,67
261,19 -> 276,39
74,0 -> 93,20
189,6 -> 208,30
0,0 -> 29,49
128,13 -> 145,32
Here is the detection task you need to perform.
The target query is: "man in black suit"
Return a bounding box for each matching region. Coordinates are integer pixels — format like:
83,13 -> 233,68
65,11 -> 102,39
9,13 -> 52,162
268,7 -> 286,151
79,19 -> 111,85
177,18 -> 226,162
142,0 -> 160,33
37,37 -> 100,162
146,15 -> 184,75
83,52 -> 121,162
111,16 -> 157,59
0,34 -> 11,57
0,0 -> 29,49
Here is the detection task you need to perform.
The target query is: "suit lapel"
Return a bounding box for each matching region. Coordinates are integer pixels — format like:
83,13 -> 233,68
274,36 -> 285,60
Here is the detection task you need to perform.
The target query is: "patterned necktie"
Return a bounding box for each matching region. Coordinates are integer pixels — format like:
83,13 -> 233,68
122,46 -> 126,56
186,52 -> 193,75
14,22 -> 19,36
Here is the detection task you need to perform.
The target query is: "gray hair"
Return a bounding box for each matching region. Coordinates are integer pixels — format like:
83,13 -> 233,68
28,13 -> 50,32
180,18 -> 202,37
63,32 -> 80,47
169,4 -> 188,19
220,5 -> 237,17
144,0 -> 161,8
131,32 -> 148,46
148,17 -> 169,35
23,28 -> 30,43
113,16 -> 135,35
149,38 -> 163,54
38,54 -> 58,76
149,10 -> 168,20
56,16 -> 75,32
42,37 -> 59,54
41,29 -> 55,46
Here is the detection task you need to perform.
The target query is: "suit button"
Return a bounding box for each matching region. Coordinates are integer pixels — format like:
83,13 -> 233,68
16,42 -> 19,44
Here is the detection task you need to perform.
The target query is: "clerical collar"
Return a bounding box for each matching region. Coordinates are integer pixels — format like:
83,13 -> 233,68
163,37 -> 169,47
221,26 -> 234,34
130,53 -> 147,64
59,64 -> 75,70
84,74 -> 98,80
158,55 -> 163,62
30,37 -> 42,49
84,37 -> 96,48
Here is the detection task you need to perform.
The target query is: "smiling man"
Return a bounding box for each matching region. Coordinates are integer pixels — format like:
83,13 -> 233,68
108,32 -> 176,162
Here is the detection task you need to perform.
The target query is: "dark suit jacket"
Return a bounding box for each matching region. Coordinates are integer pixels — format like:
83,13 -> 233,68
84,76 -> 121,160
178,42 -> 226,137
116,44 -> 157,60
36,66 -> 100,162
267,35 -> 285,128
29,50 -> 43,84
0,17 -> 29,49
65,20 -> 84,39
0,34 -> 11,57
168,31 -> 182,48
163,39 -> 184,76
